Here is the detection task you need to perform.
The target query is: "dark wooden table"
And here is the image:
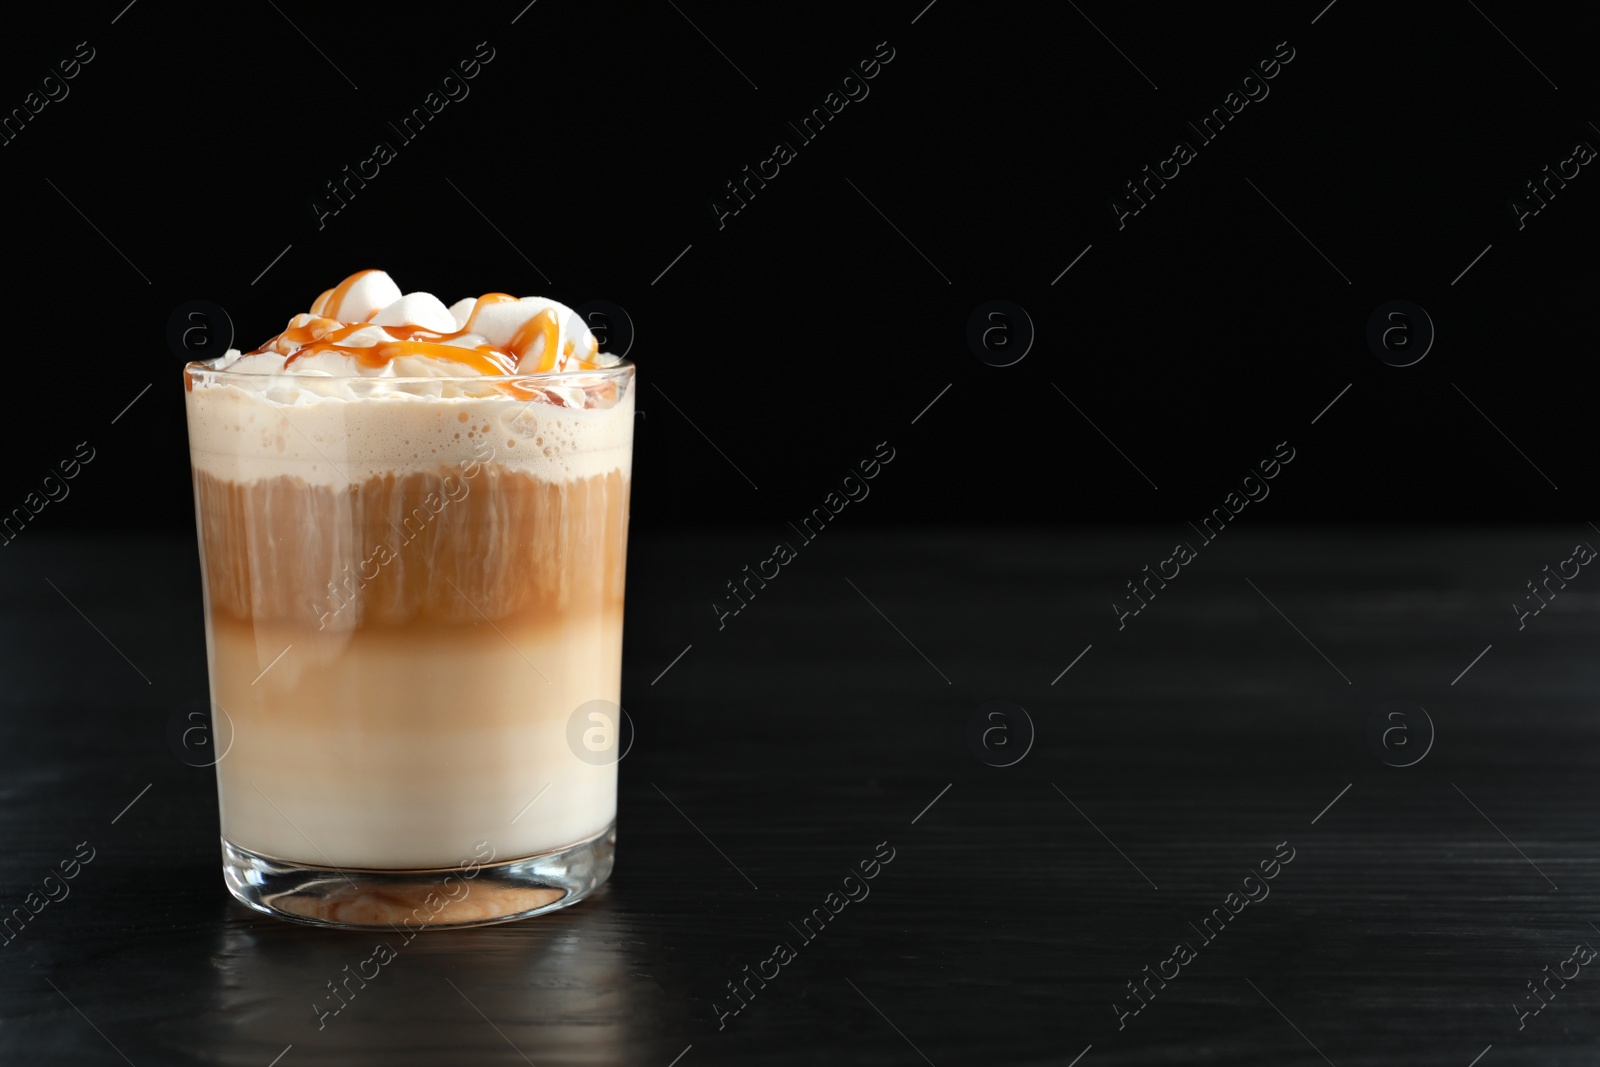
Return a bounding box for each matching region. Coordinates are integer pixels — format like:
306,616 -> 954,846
2,528 -> 1594,1066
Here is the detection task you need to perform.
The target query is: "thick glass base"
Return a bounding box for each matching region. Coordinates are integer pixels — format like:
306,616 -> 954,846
221,824 -> 615,930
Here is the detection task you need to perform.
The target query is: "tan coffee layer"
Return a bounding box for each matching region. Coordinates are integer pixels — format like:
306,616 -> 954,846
194,466 -> 629,629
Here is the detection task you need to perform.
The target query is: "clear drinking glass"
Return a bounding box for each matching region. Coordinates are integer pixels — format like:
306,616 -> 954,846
183,361 -> 634,929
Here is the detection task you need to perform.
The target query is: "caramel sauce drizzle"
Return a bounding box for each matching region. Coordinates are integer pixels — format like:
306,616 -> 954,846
308,269 -> 378,319
250,272 -> 602,377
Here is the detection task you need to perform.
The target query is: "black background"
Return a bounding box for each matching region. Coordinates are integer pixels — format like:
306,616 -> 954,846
7,3 -> 1600,1066
4,0 -> 1596,532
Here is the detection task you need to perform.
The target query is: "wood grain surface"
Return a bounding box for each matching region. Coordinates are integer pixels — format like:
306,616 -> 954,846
2,528 -> 1593,1065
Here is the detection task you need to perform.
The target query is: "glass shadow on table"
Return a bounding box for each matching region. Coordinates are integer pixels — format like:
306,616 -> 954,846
185,881 -> 690,1066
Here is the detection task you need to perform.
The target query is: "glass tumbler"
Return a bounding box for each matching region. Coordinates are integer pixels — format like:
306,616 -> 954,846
183,361 -> 634,929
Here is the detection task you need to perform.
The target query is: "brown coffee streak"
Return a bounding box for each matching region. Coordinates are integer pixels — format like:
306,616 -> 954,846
193,466 -> 629,633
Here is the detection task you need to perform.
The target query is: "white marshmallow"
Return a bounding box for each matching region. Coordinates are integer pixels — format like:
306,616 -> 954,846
337,325 -> 396,348
443,332 -> 488,349
561,307 -> 598,364
468,298 -> 562,348
515,307 -> 597,373
447,298 -> 476,330
373,292 -> 458,333
332,271 -> 403,322
515,332 -> 552,372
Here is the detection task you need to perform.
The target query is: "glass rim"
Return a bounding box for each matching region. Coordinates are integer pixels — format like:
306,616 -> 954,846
184,356 -> 635,386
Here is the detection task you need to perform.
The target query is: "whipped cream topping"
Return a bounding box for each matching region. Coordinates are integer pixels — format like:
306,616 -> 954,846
215,270 -> 619,379
184,271 -> 634,487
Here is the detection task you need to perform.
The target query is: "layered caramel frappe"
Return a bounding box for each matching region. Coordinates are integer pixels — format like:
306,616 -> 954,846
185,270 -> 632,926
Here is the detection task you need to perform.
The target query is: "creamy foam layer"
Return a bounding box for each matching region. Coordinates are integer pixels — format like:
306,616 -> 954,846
186,378 -> 634,486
